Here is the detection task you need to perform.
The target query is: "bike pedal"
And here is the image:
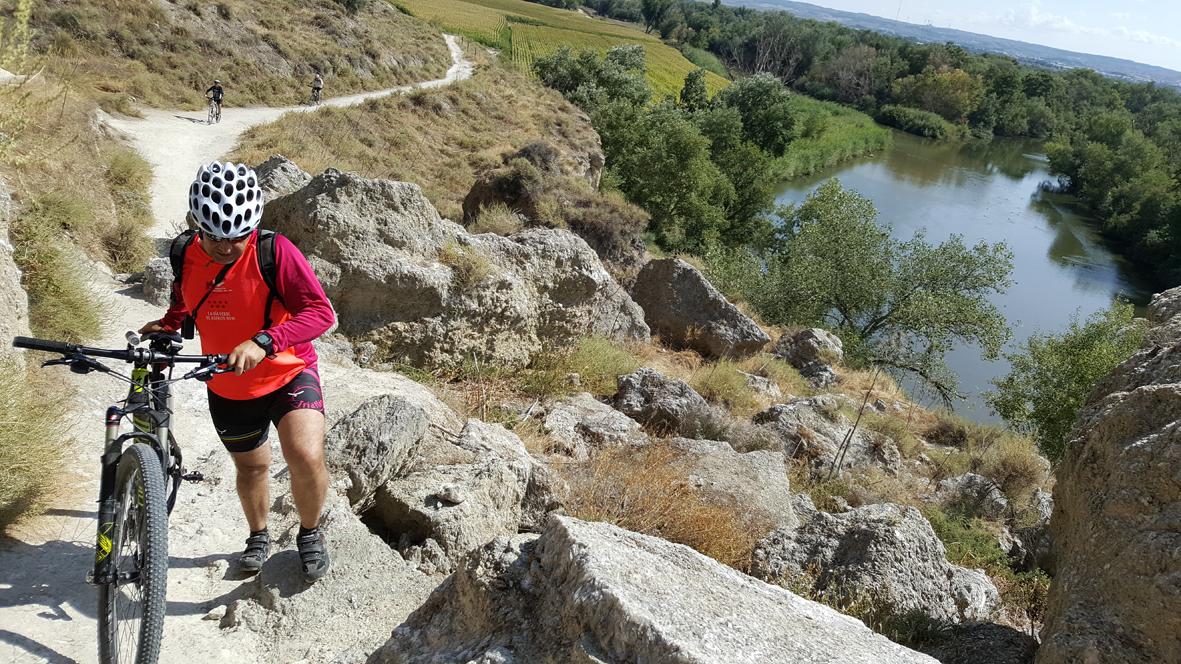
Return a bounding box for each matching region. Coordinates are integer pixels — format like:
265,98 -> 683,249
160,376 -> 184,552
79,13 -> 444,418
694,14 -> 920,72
181,470 -> 205,483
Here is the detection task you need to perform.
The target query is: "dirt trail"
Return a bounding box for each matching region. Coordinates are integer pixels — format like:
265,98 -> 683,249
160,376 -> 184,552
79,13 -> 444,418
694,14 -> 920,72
0,36 -> 472,664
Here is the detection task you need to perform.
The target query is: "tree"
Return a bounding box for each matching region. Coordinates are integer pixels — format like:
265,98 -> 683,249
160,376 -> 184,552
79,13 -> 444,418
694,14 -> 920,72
711,180 -> 1013,404
893,67 -> 984,122
988,302 -> 1147,463
679,68 -> 709,112
716,73 -> 796,155
640,0 -> 675,34
533,45 -> 650,111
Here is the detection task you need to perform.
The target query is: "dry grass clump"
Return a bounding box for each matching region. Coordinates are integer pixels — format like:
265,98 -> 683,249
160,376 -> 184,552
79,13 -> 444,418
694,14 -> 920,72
437,242 -> 496,290
689,361 -> 762,416
232,66 -> 600,221
468,202 -> 524,235
563,443 -> 766,570
737,353 -> 812,399
0,360 -> 72,531
923,413 -> 1048,502
10,193 -> 103,342
30,0 -> 450,111
522,336 -> 643,399
861,411 -> 922,459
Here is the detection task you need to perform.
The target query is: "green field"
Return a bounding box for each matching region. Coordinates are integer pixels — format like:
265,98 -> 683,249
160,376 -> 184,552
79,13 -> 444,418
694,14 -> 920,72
396,0 -> 728,97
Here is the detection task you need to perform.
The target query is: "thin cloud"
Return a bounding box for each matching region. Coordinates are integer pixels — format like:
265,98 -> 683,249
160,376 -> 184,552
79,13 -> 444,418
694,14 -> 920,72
998,2 -> 1181,49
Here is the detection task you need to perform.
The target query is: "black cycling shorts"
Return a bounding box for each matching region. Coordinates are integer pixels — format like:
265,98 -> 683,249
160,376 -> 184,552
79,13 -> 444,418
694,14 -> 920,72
207,369 -> 325,453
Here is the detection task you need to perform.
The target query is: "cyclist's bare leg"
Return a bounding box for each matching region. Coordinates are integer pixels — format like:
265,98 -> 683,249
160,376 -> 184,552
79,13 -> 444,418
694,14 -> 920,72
276,408 -> 327,530
230,444 -> 271,532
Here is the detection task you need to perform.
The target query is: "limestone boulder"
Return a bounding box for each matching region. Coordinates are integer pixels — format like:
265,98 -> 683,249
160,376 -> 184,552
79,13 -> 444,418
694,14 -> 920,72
629,258 -> 769,359
668,438 -> 796,529
936,473 -> 1009,520
613,367 -> 711,435
1013,488 -> 1054,573
264,168 -> 648,369
371,516 -> 939,664
752,502 -> 1000,624
1038,285 -> 1181,664
774,328 -> 845,387
254,154 -> 312,201
541,392 -> 647,459
141,257 -> 173,307
754,395 -> 901,474
367,419 -> 554,573
325,394 -> 430,511
0,178 -> 30,348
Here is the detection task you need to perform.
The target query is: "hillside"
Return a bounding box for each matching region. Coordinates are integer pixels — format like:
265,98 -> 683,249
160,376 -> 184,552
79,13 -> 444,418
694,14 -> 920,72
728,0 -> 1181,88
396,0 -> 727,97
231,65 -> 602,221
26,0 -> 452,111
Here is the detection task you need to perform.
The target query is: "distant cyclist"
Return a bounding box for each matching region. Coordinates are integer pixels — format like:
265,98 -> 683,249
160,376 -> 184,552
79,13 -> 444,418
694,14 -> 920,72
206,79 -> 224,123
310,73 -> 324,105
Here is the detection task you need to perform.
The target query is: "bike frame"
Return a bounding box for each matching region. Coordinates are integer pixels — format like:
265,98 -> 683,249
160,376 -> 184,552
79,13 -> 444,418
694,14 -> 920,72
92,358 -> 177,586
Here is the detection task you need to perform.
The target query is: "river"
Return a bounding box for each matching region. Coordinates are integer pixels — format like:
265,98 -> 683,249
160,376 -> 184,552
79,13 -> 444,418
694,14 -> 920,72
775,129 -> 1153,421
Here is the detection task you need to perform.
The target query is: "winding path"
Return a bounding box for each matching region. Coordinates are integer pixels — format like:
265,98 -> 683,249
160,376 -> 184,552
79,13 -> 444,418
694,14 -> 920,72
0,35 -> 472,664
106,34 -> 473,240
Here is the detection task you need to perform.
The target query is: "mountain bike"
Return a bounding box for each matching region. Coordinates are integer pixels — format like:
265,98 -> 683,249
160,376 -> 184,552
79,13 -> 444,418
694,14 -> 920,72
13,332 -> 229,664
309,87 -> 322,106
206,98 -> 221,124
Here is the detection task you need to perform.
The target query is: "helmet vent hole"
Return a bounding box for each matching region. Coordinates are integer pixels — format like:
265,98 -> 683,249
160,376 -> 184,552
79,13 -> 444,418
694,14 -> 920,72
246,189 -> 254,202
201,184 -> 210,197
211,210 -> 221,226
225,170 -> 235,182
211,191 -> 221,204
212,177 -> 223,189
236,193 -> 245,205
247,177 -> 256,187
211,164 -> 221,173
224,184 -> 233,197
222,203 -> 232,217
201,203 -> 211,221
236,180 -> 245,191
201,171 -> 210,183
237,165 -> 247,175
221,220 -> 231,234
234,214 -> 243,225
244,208 -> 253,221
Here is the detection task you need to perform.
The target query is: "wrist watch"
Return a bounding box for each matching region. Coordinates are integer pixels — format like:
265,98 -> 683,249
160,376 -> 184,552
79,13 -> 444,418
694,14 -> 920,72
251,331 -> 276,356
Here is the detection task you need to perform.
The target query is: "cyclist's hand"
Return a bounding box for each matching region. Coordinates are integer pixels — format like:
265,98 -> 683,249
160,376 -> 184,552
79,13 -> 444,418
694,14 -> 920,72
139,320 -> 166,335
227,339 -> 266,375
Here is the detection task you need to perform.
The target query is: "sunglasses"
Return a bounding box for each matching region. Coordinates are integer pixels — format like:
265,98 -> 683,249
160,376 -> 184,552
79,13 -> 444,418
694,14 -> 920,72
200,230 -> 251,246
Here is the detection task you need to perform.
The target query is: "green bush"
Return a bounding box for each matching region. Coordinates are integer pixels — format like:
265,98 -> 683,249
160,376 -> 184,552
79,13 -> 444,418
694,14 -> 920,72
876,105 -> 962,140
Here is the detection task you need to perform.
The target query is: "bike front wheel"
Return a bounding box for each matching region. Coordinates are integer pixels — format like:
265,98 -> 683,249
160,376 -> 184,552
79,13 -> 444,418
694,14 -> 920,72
98,443 -> 169,664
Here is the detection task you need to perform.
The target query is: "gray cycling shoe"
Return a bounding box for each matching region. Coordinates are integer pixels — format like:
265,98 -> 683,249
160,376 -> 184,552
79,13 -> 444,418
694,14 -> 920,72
296,528 -> 330,583
239,530 -> 270,573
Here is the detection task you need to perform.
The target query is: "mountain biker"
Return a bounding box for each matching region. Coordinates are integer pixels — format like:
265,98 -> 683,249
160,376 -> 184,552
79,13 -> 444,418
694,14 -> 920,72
311,73 -> 323,104
139,162 -> 335,582
206,79 -> 224,116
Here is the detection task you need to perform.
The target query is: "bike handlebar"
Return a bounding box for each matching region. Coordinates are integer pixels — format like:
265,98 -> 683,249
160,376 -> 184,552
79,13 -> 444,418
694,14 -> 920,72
13,336 -> 227,366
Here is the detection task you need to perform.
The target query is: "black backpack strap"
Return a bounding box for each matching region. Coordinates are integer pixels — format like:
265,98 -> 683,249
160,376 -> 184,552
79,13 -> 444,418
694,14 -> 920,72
256,230 -> 284,329
169,229 -> 198,288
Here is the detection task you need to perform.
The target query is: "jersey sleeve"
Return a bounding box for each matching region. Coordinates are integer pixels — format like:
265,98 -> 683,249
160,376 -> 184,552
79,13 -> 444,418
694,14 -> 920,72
264,234 -> 336,350
157,280 -> 190,332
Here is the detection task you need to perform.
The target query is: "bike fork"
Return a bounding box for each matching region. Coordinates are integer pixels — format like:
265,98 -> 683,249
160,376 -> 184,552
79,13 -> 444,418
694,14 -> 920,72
87,407 -> 123,586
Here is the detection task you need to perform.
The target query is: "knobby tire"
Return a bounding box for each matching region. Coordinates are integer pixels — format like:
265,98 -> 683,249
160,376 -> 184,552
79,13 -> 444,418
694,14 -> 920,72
98,443 -> 168,664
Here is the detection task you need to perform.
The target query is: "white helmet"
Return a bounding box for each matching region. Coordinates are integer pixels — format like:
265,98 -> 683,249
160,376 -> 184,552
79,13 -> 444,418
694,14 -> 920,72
188,162 -> 263,239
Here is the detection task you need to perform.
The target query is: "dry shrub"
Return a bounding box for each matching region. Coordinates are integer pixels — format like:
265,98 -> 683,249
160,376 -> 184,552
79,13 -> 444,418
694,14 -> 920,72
923,413 -> 1048,502
689,361 -> 762,415
563,443 -> 765,570
978,435 -> 1046,501
0,360 -> 72,530
836,367 -> 906,404
468,202 -> 524,235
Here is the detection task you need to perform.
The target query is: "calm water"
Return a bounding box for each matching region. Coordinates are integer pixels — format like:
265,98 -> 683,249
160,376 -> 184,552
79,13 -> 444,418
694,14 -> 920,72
776,130 -> 1153,421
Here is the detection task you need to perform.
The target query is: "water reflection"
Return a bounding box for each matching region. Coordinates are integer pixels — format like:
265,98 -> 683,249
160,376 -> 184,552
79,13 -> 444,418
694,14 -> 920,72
776,129 -> 1152,420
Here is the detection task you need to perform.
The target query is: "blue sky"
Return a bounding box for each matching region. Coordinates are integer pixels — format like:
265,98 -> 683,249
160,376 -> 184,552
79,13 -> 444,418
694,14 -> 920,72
805,1 -> 1181,71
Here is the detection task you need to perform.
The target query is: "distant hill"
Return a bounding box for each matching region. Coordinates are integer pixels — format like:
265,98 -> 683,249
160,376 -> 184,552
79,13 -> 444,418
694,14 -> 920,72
723,0 -> 1181,89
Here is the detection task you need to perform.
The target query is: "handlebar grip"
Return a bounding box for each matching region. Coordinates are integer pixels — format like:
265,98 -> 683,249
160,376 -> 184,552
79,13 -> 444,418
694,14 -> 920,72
12,336 -> 76,354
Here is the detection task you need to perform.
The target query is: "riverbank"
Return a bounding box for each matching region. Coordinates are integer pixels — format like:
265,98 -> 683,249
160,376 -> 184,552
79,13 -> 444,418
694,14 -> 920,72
775,130 -> 1154,420
773,96 -> 893,181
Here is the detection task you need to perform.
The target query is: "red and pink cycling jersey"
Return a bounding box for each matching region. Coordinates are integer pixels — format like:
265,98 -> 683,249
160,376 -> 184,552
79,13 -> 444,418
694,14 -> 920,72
160,231 -> 335,400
